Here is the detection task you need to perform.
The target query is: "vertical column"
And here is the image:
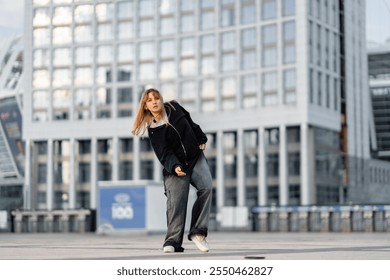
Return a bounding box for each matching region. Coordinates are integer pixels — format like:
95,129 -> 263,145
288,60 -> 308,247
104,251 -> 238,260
90,137 -> 97,209
154,156 -> 161,181
258,127 -> 267,206
24,139 -> 32,209
237,129 -> 245,206
112,136 -> 119,181
279,125 -> 288,206
133,136 -> 140,180
216,130 -> 224,209
47,139 -> 53,210
301,123 -> 310,205
69,138 -> 76,209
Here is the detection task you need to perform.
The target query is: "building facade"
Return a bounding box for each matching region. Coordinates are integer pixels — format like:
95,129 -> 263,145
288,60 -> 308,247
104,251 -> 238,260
23,0 -> 375,222
0,36 -> 24,213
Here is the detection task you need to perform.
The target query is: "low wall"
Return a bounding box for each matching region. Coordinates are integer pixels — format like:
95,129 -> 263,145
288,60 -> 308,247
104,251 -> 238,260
252,205 -> 390,232
11,209 -> 93,233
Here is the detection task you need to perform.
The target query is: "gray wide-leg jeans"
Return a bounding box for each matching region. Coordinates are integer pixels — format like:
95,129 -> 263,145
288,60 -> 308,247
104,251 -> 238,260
162,153 -> 212,252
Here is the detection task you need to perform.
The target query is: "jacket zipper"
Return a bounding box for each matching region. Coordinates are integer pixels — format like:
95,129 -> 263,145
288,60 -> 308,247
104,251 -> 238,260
168,123 -> 189,166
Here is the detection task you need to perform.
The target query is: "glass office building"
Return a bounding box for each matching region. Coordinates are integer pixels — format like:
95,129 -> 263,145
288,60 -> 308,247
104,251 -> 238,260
23,0 -> 373,221
0,36 -> 24,213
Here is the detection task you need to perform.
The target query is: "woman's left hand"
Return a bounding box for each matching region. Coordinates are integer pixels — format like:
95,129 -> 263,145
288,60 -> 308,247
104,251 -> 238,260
199,144 -> 206,150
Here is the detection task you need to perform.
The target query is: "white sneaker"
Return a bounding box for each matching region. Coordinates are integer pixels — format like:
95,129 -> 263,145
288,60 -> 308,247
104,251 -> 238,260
163,245 -> 175,253
191,234 -> 209,252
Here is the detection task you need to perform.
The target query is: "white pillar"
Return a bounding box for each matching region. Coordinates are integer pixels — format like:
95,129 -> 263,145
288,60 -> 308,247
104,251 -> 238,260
237,129 -> 245,206
90,137 -> 97,209
47,139 -> 53,210
258,127 -> 267,206
133,136 -> 140,180
23,139 -> 31,209
216,130 -> 224,208
69,138 -> 76,209
112,136 -> 119,181
301,123 -> 310,205
279,125 -> 288,206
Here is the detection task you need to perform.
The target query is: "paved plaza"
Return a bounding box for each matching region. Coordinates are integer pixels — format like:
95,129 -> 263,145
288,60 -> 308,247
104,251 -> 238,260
0,231 -> 389,260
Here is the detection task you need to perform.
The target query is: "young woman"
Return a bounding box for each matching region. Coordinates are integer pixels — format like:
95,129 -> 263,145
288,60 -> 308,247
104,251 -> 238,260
132,88 -> 212,253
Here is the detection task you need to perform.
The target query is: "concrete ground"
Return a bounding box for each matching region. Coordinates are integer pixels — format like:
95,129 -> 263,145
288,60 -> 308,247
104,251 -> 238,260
0,231 -> 389,260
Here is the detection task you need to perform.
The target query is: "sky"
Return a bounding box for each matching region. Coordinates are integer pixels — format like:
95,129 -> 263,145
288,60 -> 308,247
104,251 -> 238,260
0,0 -> 390,46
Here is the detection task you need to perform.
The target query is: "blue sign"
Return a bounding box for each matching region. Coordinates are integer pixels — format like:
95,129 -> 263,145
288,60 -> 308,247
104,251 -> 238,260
98,186 -> 146,230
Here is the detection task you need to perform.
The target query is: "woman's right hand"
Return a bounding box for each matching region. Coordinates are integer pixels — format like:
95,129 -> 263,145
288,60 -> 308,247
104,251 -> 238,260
175,166 -> 186,177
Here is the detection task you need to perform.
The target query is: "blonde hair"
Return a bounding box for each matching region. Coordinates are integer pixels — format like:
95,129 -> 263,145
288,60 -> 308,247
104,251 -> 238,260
132,88 -> 163,136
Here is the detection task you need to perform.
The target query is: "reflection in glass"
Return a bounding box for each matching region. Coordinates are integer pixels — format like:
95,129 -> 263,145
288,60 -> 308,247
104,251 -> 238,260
53,7 -> 72,25
33,0 -> 50,5
201,56 -> 215,75
242,28 -> 256,48
221,53 -> 235,72
283,0 -> 295,16
201,11 -> 215,30
74,25 -> 93,43
96,3 -> 114,21
33,49 -> 50,68
33,69 -> 50,88
262,0 -> 277,20
139,42 -> 155,60
75,67 -> 93,86
118,1 -> 134,19
263,48 -> 277,67
181,15 -> 195,33
181,37 -> 195,56
160,40 -> 175,58
221,77 -> 236,97
241,2 -> 256,24
118,87 -> 133,117
96,88 -> 112,118
118,21 -> 133,39
180,58 -> 196,76
221,5 -> 235,27
75,89 -> 92,120
221,32 -> 235,51
139,0 -> 155,16
53,68 -> 71,87
181,0 -> 194,11
53,48 -> 71,67
139,63 -> 155,80
160,17 -> 176,35
97,45 -> 113,64
118,44 -> 134,62
160,61 -> 176,79
160,83 -> 177,100
181,81 -> 196,101
53,27 -> 72,45
139,19 -> 155,37
33,28 -> 50,46
96,66 -> 113,84
33,8 -> 50,27
201,34 -> 215,54
242,51 -> 256,70
53,90 -> 70,120
74,5 -> 93,23
201,79 -> 216,98
117,65 -> 132,82
76,47 -> 93,65
33,91 -> 49,109
98,23 -> 113,41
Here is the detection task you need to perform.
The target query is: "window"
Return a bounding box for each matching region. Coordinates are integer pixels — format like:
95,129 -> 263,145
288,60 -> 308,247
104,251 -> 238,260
241,1 -> 256,24
266,153 -> 279,177
262,0 -> 277,20
283,0 -> 295,16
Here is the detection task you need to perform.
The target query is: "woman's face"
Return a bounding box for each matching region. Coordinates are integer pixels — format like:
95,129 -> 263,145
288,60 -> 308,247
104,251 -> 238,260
145,92 -> 163,116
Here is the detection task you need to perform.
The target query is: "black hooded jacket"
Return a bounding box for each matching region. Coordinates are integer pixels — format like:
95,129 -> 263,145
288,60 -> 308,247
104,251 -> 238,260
148,101 -> 208,176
